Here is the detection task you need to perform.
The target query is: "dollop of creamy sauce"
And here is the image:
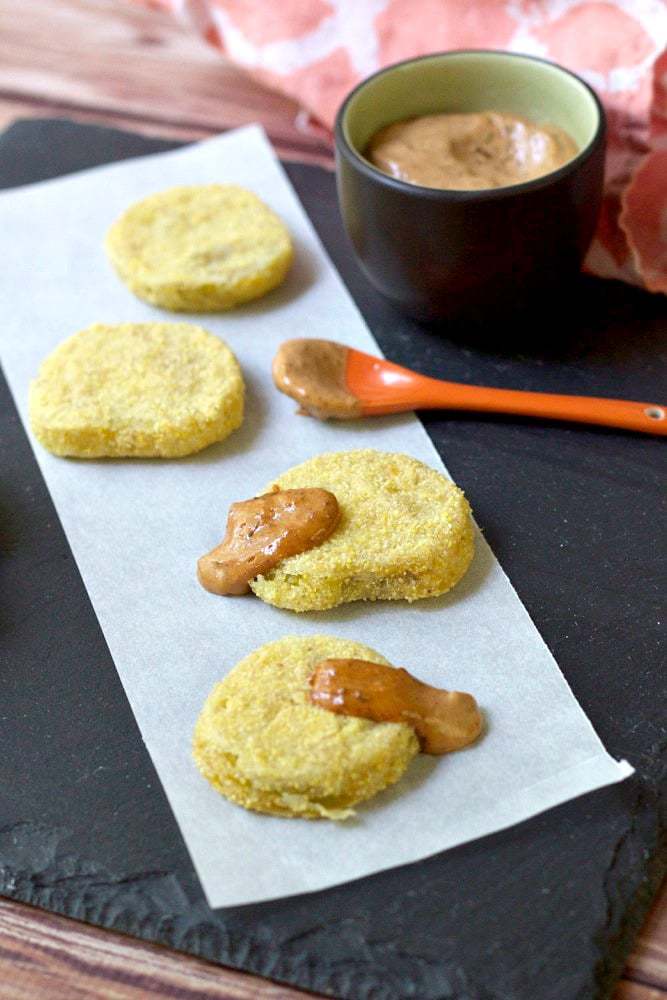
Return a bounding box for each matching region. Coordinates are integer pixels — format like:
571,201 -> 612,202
197,488 -> 340,595
309,658 -> 482,754
366,111 -> 579,190
272,338 -> 360,419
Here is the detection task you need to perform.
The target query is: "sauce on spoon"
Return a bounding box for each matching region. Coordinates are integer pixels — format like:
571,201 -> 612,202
272,338 -> 359,419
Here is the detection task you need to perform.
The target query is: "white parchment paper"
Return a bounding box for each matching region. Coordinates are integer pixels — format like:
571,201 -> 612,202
0,125 -> 632,907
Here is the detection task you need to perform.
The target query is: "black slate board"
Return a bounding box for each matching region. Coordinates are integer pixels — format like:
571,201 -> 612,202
1,119 -> 665,1000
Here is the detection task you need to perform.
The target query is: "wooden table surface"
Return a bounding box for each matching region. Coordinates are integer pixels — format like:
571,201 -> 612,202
0,2 -> 664,997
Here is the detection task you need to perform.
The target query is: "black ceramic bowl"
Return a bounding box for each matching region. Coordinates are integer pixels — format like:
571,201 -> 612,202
334,51 -> 606,322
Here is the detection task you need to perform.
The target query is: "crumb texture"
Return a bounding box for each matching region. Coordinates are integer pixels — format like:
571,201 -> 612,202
105,184 -> 293,310
193,635 -> 420,819
250,450 -> 474,611
29,321 -> 244,458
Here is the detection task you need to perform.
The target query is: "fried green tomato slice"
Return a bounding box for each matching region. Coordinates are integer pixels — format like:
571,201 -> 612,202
193,635 -> 420,819
250,450 -> 474,611
105,184 -> 293,311
29,322 -> 244,458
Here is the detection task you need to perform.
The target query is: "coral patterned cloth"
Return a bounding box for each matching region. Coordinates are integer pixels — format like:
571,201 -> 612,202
143,1 -> 666,292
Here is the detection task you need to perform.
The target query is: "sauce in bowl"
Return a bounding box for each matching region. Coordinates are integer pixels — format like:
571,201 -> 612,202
366,111 -> 579,190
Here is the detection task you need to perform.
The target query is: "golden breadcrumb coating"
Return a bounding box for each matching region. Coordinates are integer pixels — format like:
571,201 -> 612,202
250,450 -> 474,612
29,322 -> 244,458
105,184 -> 293,311
193,635 -> 419,819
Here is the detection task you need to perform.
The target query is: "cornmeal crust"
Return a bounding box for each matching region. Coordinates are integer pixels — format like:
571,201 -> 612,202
250,450 -> 474,612
105,184 -> 293,311
192,635 -> 419,819
29,322 -> 244,458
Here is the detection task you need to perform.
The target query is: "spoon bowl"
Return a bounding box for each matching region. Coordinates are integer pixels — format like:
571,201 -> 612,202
273,339 -> 667,436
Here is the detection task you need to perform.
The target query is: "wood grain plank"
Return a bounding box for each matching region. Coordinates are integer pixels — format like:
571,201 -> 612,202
0,897 -> 319,999
0,0 -> 333,165
0,96 -> 212,142
623,889 -> 667,991
1,888 -> 665,1000
614,983 -> 667,1000
0,96 -> 333,167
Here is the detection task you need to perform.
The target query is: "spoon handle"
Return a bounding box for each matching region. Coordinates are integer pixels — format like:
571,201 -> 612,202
413,378 -> 667,435
349,351 -> 667,436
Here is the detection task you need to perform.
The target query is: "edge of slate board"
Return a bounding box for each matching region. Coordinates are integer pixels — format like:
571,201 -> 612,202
0,118 -> 665,1000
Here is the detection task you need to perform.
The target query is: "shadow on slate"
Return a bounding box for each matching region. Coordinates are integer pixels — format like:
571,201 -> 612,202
0,118 -> 665,1000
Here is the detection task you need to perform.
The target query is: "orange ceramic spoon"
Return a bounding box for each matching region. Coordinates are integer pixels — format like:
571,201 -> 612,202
272,339 -> 667,436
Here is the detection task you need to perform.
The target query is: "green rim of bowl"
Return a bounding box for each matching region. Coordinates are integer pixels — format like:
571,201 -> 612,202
335,50 -> 605,199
